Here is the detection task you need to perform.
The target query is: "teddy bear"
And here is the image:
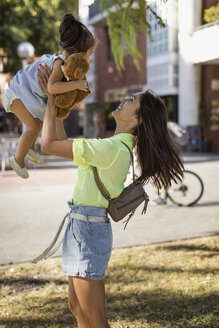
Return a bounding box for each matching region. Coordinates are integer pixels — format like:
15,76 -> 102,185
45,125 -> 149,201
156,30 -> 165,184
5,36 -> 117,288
55,52 -> 91,119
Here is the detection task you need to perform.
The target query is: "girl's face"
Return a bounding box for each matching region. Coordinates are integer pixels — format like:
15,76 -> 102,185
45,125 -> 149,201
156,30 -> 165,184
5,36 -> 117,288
112,92 -> 143,124
84,41 -> 98,62
84,47 -> 93,62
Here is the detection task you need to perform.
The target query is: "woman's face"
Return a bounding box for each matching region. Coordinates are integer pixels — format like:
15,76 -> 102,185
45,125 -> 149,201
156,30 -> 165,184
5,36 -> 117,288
112,92 -> 143,124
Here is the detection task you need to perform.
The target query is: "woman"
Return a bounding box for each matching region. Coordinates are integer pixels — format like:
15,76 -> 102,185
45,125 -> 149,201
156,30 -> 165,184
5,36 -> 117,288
38,66 -> 184,328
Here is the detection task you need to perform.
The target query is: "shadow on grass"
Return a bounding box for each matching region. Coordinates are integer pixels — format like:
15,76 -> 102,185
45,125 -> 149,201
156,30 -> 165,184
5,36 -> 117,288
154,241 -> 219,259
156,243 -> 219,254
0,294 -> 74,328
0,289 -> 218,327
106,289 -> 219,326
0,277 -> 67,295
104,264 -> 219,284
0,314 -> 74,328
1,261 -> 218,296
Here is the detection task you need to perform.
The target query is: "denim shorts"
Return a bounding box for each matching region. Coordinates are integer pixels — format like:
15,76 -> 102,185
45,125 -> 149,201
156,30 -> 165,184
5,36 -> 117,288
62,202 -> 113,280
3,88 -> 20,113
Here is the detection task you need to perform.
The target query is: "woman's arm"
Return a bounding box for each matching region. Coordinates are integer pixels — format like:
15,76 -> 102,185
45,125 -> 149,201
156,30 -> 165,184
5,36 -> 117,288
56,118 -> 67,140
46,59 -> 88,95
41,95 -> 74,160
38,65 -> 74,160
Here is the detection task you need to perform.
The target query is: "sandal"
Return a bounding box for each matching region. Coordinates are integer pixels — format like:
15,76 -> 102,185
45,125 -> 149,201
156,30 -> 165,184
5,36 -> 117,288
26,149 -> 44,164
9,156 -> 29,179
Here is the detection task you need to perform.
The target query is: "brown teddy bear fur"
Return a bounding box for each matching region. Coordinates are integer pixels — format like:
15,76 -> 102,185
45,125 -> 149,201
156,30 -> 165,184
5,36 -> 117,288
55,52 -> 91,119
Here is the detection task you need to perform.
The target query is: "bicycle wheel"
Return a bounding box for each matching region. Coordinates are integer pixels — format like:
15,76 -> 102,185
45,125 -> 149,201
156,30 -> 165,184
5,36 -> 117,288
167,170 -> 204,206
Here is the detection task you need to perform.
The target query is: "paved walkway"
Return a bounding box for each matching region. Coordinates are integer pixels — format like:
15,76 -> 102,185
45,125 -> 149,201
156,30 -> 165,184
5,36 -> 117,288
0,153 -> 219,265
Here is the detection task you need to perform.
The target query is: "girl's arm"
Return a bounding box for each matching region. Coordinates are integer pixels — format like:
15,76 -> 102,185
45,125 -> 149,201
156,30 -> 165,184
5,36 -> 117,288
46,59 -> 88,95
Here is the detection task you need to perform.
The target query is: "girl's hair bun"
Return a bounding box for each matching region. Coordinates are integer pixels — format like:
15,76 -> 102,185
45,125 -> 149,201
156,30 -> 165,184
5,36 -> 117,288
59,12 -> 95,54
60,13 -> 77,28
59,13 -> 80,47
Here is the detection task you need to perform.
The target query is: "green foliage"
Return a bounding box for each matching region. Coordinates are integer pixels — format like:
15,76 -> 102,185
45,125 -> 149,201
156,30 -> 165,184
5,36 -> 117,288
0,0 -> 78,74
203,3 -> 219,23
99,0 -> 166,72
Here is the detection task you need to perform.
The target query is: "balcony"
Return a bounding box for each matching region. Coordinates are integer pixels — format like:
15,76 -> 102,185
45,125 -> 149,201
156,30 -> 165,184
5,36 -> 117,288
191,20 -> 219,64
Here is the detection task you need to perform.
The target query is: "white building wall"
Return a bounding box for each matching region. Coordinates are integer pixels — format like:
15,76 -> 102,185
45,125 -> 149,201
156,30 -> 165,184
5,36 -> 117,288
79,1 -> 97,104
146,0 -> 178,96
178,0 -> 202,126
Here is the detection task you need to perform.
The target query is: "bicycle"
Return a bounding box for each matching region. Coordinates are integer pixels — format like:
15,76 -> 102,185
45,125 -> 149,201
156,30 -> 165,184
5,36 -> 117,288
164,169 -> 204,207
130,168 -> 204,207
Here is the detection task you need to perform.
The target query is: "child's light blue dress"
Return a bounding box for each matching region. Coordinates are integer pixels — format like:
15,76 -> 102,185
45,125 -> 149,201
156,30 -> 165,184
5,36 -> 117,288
3,53 -> 66,121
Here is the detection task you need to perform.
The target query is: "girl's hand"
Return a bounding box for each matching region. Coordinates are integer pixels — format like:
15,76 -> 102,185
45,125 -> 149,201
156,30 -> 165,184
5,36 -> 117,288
37,64 -> 52,96
75,79 -> 89,91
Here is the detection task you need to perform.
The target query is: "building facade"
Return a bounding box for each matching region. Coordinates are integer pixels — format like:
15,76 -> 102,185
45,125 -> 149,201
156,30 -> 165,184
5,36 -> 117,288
187,0 -> 219,152
88,0 -> 219,151
146,0 -> 179,121
177,0 -> 219,152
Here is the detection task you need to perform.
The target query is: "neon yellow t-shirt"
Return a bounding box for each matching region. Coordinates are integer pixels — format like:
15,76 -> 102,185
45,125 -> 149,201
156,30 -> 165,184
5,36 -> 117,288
72,133 -> 135,207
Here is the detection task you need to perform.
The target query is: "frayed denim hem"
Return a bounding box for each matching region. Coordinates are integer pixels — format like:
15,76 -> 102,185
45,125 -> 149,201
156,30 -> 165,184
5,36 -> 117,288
63,271 -> 104,280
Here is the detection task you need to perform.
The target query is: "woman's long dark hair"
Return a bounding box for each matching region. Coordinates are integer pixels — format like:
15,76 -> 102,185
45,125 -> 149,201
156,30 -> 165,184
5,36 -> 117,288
135,90 -> 184,190
59,13 -> 95,54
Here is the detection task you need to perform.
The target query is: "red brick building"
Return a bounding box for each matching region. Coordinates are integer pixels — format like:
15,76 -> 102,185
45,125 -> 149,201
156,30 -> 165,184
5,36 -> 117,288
89,1 -> 146,137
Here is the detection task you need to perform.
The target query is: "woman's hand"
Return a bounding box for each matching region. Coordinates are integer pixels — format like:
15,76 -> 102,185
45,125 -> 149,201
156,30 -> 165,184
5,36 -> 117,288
40,63 -> 73,160
38,64 -> 56,113
37,64 -> 52,96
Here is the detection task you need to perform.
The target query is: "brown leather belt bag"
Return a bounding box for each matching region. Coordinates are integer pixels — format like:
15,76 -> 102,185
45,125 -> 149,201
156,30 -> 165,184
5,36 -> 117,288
92,142 -> 149,228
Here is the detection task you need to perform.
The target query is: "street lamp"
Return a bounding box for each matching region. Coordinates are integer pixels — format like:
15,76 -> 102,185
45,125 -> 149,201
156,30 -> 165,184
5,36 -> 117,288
17,42 -> 35,69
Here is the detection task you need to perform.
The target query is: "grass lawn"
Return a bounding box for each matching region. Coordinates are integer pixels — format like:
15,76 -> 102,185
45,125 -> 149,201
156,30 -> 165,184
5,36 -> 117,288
0,236 -> 218,328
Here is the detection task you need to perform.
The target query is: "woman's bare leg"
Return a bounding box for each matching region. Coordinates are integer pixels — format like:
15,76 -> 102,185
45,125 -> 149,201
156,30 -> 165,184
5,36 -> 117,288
68,277 -> 89,328
10,99 -> 42,167
73,277 -> 110,328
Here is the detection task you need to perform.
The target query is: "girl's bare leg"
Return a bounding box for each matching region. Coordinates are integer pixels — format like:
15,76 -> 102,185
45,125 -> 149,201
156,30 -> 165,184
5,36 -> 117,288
73,277 -> 110,328
28,134 -> 41,153
10,99 -> 42,167
68,277 -> 89,328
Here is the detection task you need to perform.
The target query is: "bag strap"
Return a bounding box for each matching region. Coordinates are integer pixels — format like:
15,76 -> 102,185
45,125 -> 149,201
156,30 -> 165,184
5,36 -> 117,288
93,167 -> 111,201
92,141 -> 135,201
32,212 -> 69,263
120,141 -> 135,182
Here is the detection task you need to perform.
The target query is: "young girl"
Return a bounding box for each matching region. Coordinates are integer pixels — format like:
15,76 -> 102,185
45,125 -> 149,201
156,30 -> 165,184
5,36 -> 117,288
3,13 -> 96,179
38,66 -> 184,328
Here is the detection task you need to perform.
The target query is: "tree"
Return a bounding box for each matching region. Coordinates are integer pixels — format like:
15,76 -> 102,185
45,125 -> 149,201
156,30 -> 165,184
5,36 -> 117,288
99,0 -> 166,71
203,2 -> 219,23
0,0 -> 165,74
0,0 -> 78,74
